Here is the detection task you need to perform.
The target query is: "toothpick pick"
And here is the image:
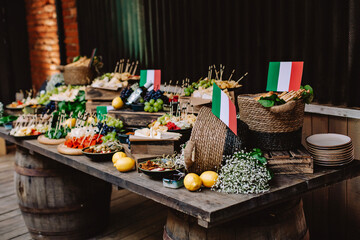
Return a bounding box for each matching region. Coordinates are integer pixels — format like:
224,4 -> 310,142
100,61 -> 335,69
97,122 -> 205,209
128,61 -> 135,74
228,69 -> 235,81
132,61 -> 139,75
114,61 -> 119,73
124,59 -> 130,73
236,72 -> 249,83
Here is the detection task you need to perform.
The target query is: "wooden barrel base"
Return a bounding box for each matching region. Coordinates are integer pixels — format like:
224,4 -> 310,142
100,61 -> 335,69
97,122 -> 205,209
164,198 -> 309,240
15,146 -> 112,240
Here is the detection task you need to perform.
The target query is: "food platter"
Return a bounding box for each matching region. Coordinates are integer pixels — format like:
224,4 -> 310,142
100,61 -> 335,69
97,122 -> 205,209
6,105 -> 24,110
57,143 -> 83,155
12,134 -> 42,140
37,134 -> 66,145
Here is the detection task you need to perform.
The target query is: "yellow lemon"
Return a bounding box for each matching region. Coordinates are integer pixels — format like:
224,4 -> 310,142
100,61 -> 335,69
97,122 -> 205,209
114,157 -> 135,172
112,97 -> 124,109
184,173 -> 202,192
63,118 -> 76,128
112,152 -> 127,165
87,116 -> 97,124
200,171 -> 218,188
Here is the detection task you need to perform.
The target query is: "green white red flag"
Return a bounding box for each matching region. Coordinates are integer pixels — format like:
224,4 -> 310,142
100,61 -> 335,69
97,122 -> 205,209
212,83 -> 237,135
266,61 -> 304,92
140,70 -> 161,91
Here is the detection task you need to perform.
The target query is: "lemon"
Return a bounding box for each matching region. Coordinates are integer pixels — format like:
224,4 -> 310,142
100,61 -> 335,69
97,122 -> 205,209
184,173 -> 202,192
87,116 -> 97,124
200,171 -> 218,188
112,152 -> 127,165
63,118 -> 76,128
112,97 -> 124,109
114,157 -> 135,172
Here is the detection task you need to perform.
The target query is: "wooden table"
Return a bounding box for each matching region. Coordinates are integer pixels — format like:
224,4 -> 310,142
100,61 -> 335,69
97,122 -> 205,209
1,127 -> 360,239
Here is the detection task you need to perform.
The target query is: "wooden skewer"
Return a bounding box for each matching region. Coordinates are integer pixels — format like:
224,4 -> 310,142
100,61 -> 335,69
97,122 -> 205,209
119,59 -> 124,73
220,64 -> 224,81
175,80 -> 179,95
236,72 -> 248,83
228,69 -> 235,81
278,91 -> 288,98
114,61 -> 119,73
128,61 -> 135,74
124,59 -> 130,73
132,61 -> 139,75
168,80 -> 172,94
96,124 -> 104,142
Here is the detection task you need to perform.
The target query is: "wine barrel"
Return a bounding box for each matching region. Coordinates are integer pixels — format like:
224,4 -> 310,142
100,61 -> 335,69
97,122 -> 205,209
14,146 -> 112,240
164,198 -> 309,240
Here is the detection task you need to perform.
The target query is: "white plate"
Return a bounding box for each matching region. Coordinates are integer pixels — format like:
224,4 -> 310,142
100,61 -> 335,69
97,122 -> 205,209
306,133 -> 351,148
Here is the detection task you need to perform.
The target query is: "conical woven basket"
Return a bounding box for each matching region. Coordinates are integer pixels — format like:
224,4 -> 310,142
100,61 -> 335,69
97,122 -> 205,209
185,107 -> 248,174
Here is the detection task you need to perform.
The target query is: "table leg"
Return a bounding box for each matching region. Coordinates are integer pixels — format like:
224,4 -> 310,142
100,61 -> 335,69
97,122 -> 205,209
163,198 -> 309,240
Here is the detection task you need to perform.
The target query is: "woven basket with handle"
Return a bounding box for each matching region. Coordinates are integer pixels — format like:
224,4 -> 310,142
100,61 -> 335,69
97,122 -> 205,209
58,65 -> 94,85
184,107 -> 248,175
237,93 -> 305,150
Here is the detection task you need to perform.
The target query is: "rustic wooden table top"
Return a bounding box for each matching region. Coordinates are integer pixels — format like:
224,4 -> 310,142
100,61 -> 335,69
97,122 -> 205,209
1,127 -> 360,228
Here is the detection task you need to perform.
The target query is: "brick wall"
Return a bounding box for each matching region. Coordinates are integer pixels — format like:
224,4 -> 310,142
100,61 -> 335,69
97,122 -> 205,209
62,0 -> 79,63
25,0 -> 80,90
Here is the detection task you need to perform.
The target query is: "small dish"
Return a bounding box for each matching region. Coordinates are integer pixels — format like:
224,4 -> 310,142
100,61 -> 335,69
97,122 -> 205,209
139,159 -> 184,179
82,146 -> 123,162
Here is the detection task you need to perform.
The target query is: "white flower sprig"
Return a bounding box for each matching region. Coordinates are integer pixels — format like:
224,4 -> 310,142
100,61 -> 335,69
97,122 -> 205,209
212,150 -> 272,194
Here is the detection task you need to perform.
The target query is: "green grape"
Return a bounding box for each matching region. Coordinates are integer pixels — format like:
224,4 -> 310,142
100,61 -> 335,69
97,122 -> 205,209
145,102 -> 150,106
144,105 -> 150,111
158,105 -> 163,111
149,99 -> 155,104
153,102 -> 159,108
156,99 -> 163,105
149,107 -> 154,113
154,107 -> 159,112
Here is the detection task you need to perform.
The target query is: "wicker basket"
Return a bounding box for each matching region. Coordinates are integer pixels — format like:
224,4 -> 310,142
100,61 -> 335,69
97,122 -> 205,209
184,107 -> 248,174
237,94 -> 305,150
58,65 -> 94,85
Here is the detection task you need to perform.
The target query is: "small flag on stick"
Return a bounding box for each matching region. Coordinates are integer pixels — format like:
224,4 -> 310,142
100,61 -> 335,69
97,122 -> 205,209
266,61 -> 304,92
140,70 -> 161,91
212,83 -> 237,135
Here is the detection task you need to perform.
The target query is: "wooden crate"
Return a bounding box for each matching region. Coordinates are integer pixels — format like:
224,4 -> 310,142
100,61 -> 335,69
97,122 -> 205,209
108,109 -> 163,127
264,146 -> 313,174
85,86 -> 121,101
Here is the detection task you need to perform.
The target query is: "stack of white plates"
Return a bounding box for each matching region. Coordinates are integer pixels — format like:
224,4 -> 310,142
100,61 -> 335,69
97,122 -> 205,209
306,133 -> 354,167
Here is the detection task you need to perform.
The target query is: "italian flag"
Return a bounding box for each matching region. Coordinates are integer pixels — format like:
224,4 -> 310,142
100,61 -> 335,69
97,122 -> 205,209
212,84 -> 237,135
266,61 -> 304,92
140,70 -> 161,91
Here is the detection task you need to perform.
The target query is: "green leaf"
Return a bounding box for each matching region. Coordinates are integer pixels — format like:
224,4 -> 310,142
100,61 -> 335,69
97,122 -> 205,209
304,85 -> 313,94
73,56 -> 80,62
258,99 -> 274,107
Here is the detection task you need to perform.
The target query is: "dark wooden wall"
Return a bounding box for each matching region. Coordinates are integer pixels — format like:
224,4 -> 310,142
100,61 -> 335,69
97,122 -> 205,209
302,114 -> 360,239
77,0 -> 360,107
0,0 -> 31,104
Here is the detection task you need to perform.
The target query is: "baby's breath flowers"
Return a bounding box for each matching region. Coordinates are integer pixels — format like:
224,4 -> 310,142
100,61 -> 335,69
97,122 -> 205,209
212,150 -> 272,194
